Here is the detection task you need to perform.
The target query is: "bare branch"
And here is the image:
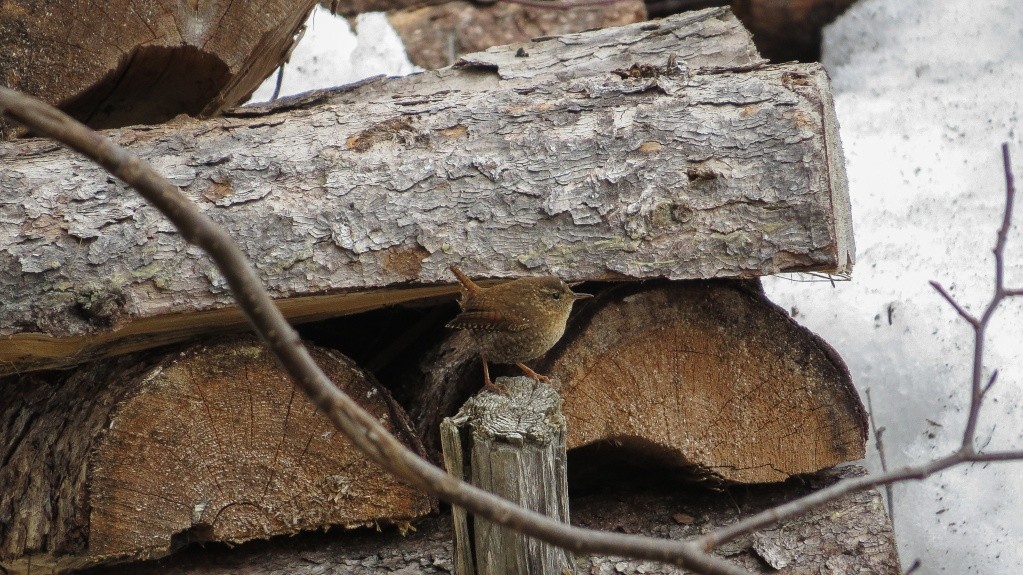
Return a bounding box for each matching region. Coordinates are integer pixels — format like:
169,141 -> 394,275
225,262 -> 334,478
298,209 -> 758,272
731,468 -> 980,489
865,389 -> 895,522
0,87 -> 748,575
961,145 -> 1018,447
981,369 -> 999,398
970,449 -> 1023,462
928,281 -> 979,326
993,142 -> 1017,296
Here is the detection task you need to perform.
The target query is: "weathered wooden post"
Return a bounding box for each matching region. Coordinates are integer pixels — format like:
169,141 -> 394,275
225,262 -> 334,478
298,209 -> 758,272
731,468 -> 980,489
440,377 -> 573,575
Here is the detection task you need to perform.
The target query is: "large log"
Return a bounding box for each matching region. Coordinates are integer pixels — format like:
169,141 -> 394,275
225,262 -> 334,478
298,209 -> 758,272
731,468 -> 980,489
0,336 -> 432,574
414,281 -> 866,483
0,0 -> 316,138
388,0 -> 647,69
0,8 -> 853,376
79,466 -> 900,574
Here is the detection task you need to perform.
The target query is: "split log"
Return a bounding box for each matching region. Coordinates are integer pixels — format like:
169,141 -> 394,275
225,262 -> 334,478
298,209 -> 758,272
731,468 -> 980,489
0,335 -> 432,575
416,281 -> 866,484
388,0 -> 647,69
0,8 -> 853,375
0,0 -> 315,138
440,377 -> 573,575
82,466 -> 900,575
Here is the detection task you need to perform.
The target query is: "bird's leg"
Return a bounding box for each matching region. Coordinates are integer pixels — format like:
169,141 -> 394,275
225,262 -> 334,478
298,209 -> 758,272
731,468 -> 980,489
516,363 -> 551,383
480,354 -> 507,394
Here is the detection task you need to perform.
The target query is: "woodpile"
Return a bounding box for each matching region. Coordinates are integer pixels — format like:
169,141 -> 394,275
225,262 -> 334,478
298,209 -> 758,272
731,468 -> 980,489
0,5 -> 895,574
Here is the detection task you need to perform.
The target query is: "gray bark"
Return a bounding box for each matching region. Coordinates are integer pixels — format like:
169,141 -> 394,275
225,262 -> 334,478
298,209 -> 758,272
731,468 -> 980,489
0,8 -> 853,375
441,377 -> 572,575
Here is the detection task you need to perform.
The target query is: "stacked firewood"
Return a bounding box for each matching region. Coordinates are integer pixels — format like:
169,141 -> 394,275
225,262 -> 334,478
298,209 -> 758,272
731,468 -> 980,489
0,4 -> 894,574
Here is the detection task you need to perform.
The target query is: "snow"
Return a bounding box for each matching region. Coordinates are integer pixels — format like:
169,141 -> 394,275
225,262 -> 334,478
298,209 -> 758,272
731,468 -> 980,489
764,0 -> 1023,572
245,3 -> 1023,572
249,7 -> 417,103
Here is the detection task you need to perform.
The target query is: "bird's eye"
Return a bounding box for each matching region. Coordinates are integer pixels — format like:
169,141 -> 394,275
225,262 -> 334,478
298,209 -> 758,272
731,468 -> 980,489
551,291 -> 562,300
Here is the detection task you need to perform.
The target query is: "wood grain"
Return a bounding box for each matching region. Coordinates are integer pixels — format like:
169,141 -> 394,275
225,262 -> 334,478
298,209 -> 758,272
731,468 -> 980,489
0,336 -> 432,574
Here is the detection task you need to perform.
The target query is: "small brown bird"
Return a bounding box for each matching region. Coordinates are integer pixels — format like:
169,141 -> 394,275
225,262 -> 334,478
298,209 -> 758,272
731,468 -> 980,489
446,264 -> 592,393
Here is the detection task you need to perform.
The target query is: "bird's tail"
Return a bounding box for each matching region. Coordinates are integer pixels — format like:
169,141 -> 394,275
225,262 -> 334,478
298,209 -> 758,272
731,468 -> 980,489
448,264 -> 481,294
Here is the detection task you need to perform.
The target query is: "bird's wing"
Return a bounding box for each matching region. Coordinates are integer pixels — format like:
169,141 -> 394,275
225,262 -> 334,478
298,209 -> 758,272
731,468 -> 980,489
446,310 -> 526,332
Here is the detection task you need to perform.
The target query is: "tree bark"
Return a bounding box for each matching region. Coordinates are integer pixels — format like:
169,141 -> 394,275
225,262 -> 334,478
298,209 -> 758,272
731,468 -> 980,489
79,466 -> 900,575
0,0 -> 315,138
0,335 -> 432,575
0,8 -> 853,376
416,281 -> 866,484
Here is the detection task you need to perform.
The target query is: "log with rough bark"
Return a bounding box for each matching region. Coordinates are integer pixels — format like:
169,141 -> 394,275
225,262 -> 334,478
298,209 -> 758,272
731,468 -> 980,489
80,466 -> 900,575
0,0 -> 315,138
388,0 -> 647,69
0,7 -> 853,376
0,335 -> 433,575
415,280 -> 866,484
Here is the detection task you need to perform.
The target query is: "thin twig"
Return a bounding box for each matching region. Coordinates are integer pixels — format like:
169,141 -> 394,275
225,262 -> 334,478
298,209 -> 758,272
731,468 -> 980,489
981,369 -> 999,398
865,389 -> 895,523
270,66 -> 286,102
699,447 -> 1023,550
0,87 -> 747,575
928,281 -> 979,326
961,143 -> 1018,448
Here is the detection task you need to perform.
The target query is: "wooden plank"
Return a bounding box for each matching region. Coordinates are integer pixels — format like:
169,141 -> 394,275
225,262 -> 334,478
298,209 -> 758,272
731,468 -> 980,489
441,377 -> 572,575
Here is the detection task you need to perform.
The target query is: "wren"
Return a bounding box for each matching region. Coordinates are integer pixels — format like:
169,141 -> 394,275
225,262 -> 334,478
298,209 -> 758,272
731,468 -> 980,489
446,264 -> 592,393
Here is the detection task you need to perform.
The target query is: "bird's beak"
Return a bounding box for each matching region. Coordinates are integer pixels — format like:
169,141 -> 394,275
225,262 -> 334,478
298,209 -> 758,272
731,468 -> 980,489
572,292 -> 594,300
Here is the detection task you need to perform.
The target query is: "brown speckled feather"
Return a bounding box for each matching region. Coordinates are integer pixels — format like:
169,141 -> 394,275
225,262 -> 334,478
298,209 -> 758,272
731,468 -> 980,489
446,309 -> 527,332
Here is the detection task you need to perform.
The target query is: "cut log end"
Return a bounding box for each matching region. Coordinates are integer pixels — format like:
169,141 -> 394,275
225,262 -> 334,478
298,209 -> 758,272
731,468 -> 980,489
0,336 -> 433,574
418,281 -> 867,485
539,281 -> 866,483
